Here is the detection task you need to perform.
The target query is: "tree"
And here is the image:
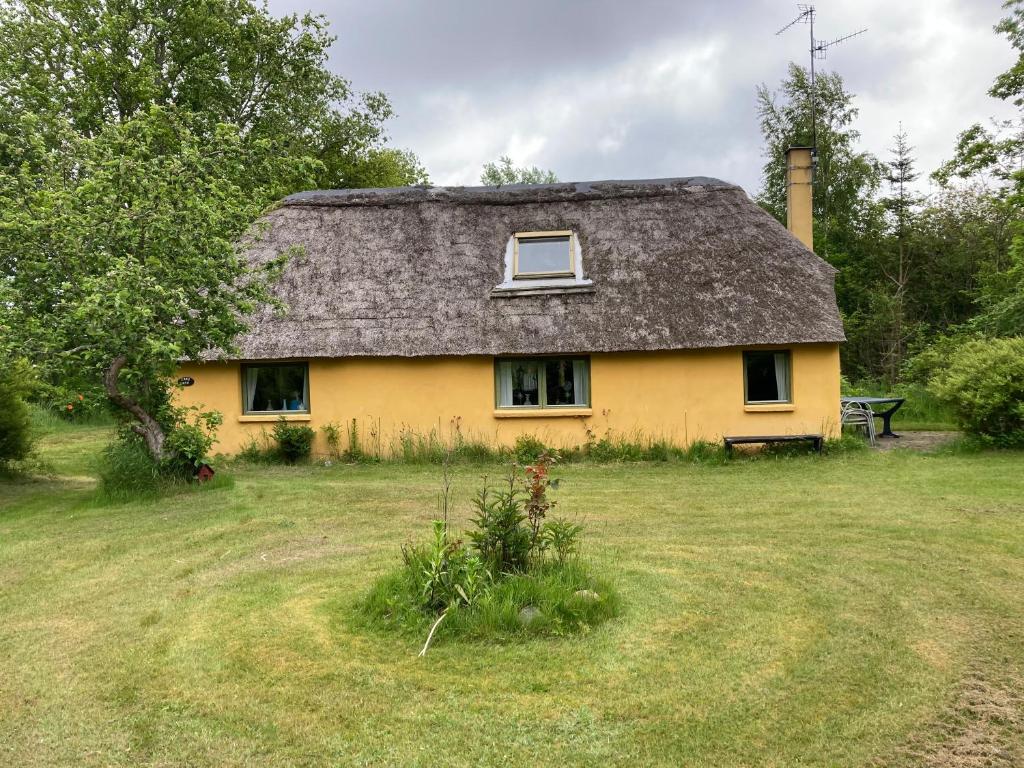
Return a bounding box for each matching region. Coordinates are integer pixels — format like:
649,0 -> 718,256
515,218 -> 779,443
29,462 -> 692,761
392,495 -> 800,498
755,63 -> 884,264
933,1 -> 1024,335
480,156 -> 558,186
875,126 -> 924,381
0,107 -> 314,464
0,1 -> 428,468
0,0 -> 427,189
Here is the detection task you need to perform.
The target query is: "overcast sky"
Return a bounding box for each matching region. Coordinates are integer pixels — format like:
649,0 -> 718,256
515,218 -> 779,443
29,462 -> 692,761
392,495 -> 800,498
269,0 -> 1017,196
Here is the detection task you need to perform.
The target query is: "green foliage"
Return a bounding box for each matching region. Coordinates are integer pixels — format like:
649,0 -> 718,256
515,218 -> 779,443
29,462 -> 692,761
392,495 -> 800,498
361,561 -> 619,641
97,435 -> 164,500
272,419 -> 315,464
162,408 -> 223,474
400,521 -> 490,613
929,337 -> 1024,446
0,0 -> 426,190
467,475 -> 532,575
0,357 -> 34,465
360,461 -> 615,647
756,63 -> 884,263
236,431 -> 276,464
320,422 -> 342,459
0,0 -> 426,471
513,434 -> 547,464
480,156 -> 558,186
541,518 -> 584,565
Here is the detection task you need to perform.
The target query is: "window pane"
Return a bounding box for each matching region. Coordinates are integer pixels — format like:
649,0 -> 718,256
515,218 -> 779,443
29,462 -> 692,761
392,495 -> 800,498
517,236 -> 571,275
510,361 -> 541,406
545,359 -> 579,406
745,351 -> 779,402
244,364 -> 307,412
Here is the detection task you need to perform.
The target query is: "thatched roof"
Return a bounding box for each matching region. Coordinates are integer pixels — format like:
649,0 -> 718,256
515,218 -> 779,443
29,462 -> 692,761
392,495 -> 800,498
235,178 -> 844,359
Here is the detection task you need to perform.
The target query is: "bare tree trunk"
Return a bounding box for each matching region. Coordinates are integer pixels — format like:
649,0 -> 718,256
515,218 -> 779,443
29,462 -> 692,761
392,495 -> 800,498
103,355 -> 168,463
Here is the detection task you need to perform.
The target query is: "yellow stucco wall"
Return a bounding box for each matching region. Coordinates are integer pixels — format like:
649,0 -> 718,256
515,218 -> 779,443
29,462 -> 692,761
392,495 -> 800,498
175,344 -> 841,456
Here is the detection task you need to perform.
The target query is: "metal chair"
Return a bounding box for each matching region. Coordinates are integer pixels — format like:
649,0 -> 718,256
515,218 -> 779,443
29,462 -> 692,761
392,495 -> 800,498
841,401 -> 877,446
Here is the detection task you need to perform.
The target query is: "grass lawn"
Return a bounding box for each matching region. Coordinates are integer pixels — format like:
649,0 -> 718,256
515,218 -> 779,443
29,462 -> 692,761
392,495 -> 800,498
1,423 -> 1023,766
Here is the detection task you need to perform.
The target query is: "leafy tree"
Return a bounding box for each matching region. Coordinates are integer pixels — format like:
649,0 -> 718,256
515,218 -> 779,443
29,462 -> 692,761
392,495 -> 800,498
756,63 -> 885,264
0,107 -> 313,463
480,156 -> 558,186
0,1 -> 428,469
0,0 -> 427,189
933,1 -> 1024,335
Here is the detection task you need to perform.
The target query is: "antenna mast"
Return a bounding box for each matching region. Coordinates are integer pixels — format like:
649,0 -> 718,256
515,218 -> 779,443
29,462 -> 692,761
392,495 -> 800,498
775,5 -> 867,157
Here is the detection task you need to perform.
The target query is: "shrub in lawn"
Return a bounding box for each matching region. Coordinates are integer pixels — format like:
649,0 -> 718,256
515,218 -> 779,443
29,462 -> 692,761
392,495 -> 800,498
0,358 -> 34,467
272,418 -> 315,463
467,476 -> 532,574
929,337 -> 1024,447
401,520 -> 490,612
359,452 -> 616,650
541,518 -> 584,564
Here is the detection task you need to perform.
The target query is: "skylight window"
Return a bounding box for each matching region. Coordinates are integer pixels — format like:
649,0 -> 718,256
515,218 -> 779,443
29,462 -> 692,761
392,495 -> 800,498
513,231 -> 574,278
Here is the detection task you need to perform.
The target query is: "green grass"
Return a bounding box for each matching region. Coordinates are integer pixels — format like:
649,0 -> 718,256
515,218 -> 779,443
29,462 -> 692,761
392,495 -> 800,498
360,559 -> 620,641
2,420 -> 1023,766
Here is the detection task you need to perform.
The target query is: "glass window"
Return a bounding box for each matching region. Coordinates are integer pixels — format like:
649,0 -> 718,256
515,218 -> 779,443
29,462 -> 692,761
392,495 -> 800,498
496,357 -> 590,408
242,363 -> 309,414
514,232 -> 574,277
743,350 -> 791,404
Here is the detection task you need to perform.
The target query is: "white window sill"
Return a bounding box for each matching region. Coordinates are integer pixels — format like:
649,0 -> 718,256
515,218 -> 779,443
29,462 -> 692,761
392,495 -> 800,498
490,281 -> 595,298
238,413 -> 312,422
493,408 -> 593,419
744,403 -> 795,413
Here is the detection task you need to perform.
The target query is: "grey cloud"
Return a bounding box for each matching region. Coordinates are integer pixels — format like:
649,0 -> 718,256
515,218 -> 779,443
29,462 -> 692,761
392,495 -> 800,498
271,0 -> 1018,195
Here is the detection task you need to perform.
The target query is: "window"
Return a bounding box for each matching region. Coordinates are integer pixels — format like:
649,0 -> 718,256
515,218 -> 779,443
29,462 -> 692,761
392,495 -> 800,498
242,363 -> 309,414
495,357 -> 590,408
743,350 -> 791,404
513,231 -> 574,278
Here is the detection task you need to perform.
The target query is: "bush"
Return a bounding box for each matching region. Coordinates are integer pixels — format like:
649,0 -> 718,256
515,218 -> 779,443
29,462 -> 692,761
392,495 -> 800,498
0,359 -> 33,466
162,408 -> 222,476
513,433 -> 547,464
467,476 -> 531,574
401,521 -> 490,612
272,418 -> 315,463
929,337 -> 1024,446
359,453 -> 614,650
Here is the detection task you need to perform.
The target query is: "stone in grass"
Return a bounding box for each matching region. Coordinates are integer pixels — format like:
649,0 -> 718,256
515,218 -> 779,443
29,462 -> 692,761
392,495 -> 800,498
574,589 -> 601,603
518,606 -> 544,627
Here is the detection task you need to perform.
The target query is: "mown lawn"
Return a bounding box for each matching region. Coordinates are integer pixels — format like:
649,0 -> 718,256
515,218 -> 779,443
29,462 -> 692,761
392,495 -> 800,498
1,424 -> 1023,767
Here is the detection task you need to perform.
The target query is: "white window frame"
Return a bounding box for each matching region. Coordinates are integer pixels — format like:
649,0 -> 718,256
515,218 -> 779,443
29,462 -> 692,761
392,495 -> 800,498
512,230 -> 576,279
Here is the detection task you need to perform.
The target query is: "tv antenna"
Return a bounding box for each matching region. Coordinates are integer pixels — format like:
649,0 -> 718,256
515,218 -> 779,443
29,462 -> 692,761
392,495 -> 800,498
776,5 -> 867,154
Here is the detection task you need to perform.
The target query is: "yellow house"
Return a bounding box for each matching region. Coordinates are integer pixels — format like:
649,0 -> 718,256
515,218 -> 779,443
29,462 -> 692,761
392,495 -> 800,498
176,148 -> 844,456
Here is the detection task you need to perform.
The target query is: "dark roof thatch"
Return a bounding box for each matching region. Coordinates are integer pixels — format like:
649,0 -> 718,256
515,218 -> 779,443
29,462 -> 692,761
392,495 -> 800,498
235,178 -> 844,359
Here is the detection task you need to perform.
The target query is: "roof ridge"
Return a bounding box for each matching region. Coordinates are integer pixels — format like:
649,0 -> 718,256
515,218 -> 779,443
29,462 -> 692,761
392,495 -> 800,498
281,177 -> 741,208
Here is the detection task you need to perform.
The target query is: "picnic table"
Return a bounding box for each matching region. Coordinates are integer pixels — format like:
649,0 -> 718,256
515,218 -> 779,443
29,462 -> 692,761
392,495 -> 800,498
840,396 -> 906,438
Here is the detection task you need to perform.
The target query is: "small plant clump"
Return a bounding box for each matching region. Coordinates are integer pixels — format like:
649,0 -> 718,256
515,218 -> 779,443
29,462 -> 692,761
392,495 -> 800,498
272,417 -> 315,463
359,452 -> 618,651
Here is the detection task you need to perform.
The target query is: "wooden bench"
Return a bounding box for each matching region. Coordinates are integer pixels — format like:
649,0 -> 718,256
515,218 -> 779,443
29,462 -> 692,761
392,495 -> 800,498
723,434 -> 824,455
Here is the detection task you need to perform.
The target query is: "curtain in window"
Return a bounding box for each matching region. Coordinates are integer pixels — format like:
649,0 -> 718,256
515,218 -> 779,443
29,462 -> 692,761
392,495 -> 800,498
773,352 -> 790,401
245,367 -> 259,412
572,359 -> 589,406
497,361 -> 514,407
